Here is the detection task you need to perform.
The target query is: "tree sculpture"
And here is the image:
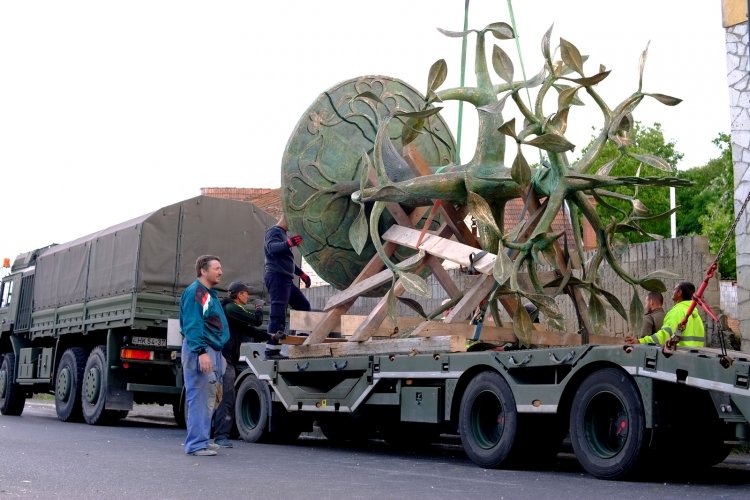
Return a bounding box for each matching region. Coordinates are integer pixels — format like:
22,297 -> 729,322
281,21 -> 690,345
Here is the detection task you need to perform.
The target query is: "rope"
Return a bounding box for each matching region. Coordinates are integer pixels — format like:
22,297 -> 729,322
455,0 -> 470,165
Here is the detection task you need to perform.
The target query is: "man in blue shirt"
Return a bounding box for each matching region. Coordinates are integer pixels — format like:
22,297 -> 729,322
180,255 -> 230,456
264,215 -> 311,359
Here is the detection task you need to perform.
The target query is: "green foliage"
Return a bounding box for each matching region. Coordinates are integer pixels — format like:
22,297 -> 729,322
581,122 -> 683,243
677,134 -> 736,278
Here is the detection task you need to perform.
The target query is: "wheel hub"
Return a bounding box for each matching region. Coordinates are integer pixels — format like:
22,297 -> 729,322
57,367 -> 71,402
83,366 -> 101,404
0,368 -> 7,399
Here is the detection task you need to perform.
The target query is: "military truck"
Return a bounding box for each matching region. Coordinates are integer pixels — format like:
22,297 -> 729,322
0,195 -> 274,425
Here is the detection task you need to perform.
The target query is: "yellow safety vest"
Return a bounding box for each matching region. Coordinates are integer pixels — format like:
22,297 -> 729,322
639,300 -> 705,348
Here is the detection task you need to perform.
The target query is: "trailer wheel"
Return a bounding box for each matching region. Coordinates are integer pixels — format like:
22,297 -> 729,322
0,352 -> 26,416
459,371 -> 518,468
82,346 -> 121,425
55,347 -> 87,422
570,367 -> 646,480
235,375 -> 271,443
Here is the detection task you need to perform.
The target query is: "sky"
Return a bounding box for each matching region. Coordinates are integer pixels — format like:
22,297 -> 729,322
0,0 -> 731,266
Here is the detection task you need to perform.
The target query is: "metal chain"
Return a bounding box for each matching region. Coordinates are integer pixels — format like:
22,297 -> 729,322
713,188 -> 750,266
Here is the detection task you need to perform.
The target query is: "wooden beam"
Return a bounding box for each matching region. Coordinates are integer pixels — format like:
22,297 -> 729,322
412,321 -> 517,342
289,335 -> 467,358
444,274 -> 496,323
340,315 -> 424,337
323,253 -> 422,310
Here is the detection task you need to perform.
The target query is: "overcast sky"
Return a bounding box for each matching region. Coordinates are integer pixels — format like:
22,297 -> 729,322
0,0 -> 731,265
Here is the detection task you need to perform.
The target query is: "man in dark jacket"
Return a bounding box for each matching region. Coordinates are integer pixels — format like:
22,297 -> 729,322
212,281 -> 273,447
264,215 -> 311,359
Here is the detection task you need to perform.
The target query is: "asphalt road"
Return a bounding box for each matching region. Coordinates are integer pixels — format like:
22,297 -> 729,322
0,399 -> 748,499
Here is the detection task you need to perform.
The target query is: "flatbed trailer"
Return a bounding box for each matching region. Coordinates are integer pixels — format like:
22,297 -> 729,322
234,341 -> 750,480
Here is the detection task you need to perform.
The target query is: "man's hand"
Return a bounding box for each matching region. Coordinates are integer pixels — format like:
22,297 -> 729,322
271,331 -> 287,342
624,335 -> 638,345
287,234 -> 303,247
300,272 -> 311,288
198,352 -> 213,373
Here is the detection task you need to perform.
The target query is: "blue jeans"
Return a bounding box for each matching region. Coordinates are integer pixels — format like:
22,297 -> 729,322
182,344 -> 224,454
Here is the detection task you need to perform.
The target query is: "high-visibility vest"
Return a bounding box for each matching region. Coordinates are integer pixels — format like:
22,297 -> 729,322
639,300 -> 705,348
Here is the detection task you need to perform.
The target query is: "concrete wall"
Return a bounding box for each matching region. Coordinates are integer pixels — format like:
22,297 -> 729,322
724,3 -> 750,352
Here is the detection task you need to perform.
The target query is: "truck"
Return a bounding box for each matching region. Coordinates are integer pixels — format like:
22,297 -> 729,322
0,195 -> 274,425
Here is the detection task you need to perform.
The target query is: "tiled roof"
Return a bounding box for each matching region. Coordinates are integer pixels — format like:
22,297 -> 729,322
504,198 -> 577,248
200,187 -> 283,219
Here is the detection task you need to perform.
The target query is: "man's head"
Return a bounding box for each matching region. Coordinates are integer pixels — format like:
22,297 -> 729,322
228,281 -> 251,304
672,281 -> 696,303
646,291 -> 663,312
195,255 -> 222,288
276,214 -> 288,231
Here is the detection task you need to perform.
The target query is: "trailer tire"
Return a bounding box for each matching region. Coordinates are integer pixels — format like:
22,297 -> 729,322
235,375 -> 271,443
570,367 -> 646,480
459,371 -> 518,469
0,352 -> 26,416
55,347 -> 87,422
82,346 -> 120,425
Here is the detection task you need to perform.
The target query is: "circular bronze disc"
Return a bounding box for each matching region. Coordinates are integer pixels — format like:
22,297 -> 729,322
281,75 -> 456,292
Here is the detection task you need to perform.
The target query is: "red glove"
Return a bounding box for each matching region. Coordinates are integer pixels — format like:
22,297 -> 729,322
287,234 -> 303,247
300,272 -> 311,288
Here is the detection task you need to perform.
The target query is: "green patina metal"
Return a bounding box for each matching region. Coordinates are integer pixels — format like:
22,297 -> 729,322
280,21 -> 691,339
281,76 -> 456,292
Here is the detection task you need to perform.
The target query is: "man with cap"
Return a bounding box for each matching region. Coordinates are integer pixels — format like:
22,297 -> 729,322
212,281 -> 278,447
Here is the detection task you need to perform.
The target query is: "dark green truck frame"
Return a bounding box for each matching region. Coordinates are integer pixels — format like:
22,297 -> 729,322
234,342 -> 750,480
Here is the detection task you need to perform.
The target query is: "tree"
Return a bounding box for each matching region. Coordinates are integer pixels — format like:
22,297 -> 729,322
677,134 -> 735,279
581,122 -> 683,243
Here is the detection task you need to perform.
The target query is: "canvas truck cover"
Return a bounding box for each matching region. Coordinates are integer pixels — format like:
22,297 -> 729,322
33,196 -> 277,310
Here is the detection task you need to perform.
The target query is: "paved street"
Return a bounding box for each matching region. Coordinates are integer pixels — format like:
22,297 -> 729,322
0,399 -> 748,499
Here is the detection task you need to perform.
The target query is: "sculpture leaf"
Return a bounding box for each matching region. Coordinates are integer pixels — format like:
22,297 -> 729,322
646,93 -> 682,106
427,59 -> 448,94
486,22 -> 514,40
525,133 -> 575,153
398,272 -> 431,298
492,45 -> 514,83
629,288 -> 644,334
560,37 -> 584,76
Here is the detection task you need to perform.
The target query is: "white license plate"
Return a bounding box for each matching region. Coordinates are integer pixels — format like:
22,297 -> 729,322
131,336 -> 167,348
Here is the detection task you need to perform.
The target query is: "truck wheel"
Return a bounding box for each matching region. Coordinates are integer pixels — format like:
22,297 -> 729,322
173,387 -> 186,428
82,346 -> 120,425
570,367 -> 646,480
459,371 -> 518,468
235,375 -> 270,443
0,353 -> 26,416
55,347 -> 87,422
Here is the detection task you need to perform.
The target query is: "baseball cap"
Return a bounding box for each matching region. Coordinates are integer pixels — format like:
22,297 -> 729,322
228,281 -> 251,296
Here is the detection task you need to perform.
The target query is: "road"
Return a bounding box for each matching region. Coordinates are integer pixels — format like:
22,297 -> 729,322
0,399 -> 748,499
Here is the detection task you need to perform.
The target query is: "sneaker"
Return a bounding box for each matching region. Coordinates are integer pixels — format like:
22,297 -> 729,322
207,442 -> 220,451
264,350 -> 288,360
189,448 -> 217,456
214,438 -> 233,448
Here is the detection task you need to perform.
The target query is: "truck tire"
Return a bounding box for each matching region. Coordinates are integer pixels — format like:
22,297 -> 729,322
235,375 -> 271,443
82,346 -> 121,425
55,347 -> 87,422
458,371 -> 518,469
570,367 -> 647,480
0,352 -> 26,416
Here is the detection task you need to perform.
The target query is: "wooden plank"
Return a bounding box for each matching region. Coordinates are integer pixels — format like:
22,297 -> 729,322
323,253 -> 422,310
289,335 -> 467,358
383,225 -> 496,274
444,274 -> 496,323
340,315 -> 424,337
290,310 -> 336,332
280,335 -> 348,345
412,321 -> 517,342
348,281 -> 405,342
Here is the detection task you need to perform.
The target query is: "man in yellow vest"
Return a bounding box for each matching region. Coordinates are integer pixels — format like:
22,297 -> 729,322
625,281 -> 705,348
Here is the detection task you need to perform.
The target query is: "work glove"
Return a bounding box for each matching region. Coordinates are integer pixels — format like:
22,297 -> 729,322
271,331 -> 287,342
300,272 -> 311,288
287,234 -> 303,247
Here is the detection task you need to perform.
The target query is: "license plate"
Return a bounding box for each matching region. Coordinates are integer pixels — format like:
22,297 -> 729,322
131,336 -> 167,348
